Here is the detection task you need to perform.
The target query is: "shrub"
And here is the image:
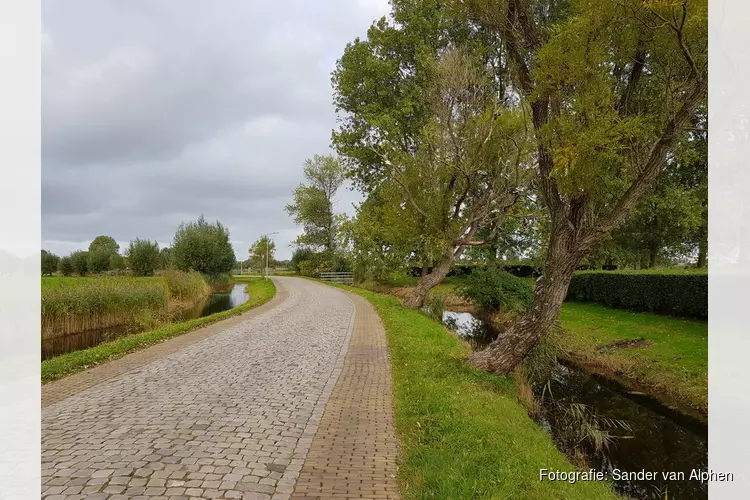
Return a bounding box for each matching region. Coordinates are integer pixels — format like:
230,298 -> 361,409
204,272 -> 234,292
127,239 -> 160,276
41,250 -> 60,276
458,265 -> 534,314
566,270 -> 707,319
57,256 -> 73,276
172,215 -> 236,275
87,249 -> 112,274
69,251 -> 89,276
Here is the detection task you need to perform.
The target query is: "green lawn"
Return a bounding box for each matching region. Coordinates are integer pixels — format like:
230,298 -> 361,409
558,302 -> 708,413
336,285 -> 619,500
42,278 -> 276,382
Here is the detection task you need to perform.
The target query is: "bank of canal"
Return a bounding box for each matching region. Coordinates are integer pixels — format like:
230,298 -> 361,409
442,310 -> 708,500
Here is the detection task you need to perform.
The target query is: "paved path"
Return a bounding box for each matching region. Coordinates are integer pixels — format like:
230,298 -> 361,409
42,278 -> 400,500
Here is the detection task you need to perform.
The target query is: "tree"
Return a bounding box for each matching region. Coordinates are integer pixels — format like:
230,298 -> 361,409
109,253 -> 126,271
86,235 -> 120,273
57,256 -> 73,276
126,239 -> 160,276
41,250 -> 60,276
88,235 -> 119,255
172,215 -> 236,276
69,251 -> 89,276
248,236 -> 277,276
334,41 -> 531,307
464,0 -> 707,373
159,247 -> 174,270
286,155 -> 347,256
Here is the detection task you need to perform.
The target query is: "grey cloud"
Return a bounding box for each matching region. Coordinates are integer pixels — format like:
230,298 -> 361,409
42,0 -> 382,259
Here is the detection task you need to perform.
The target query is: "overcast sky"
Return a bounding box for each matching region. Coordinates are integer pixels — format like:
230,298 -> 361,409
42,0 -> 389,261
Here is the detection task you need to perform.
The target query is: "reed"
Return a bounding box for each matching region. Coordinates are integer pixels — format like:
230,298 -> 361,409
162,269 -> 211,301
41,277 -> 168,339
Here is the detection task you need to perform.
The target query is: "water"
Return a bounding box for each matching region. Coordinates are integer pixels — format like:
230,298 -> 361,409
442,310 -> 708,500
42,284 -> 250,360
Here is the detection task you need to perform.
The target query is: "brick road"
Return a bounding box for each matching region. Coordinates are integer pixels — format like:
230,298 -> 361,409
42,277 -> 400,500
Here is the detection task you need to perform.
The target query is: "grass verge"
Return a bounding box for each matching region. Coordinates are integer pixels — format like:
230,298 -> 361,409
557,302 -> 708,414
323,282 -> 618,500
41,278 -> 276,383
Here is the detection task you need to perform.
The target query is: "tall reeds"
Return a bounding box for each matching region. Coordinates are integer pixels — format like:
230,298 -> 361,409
42,277 -> 168,339
41,271 -> 212,340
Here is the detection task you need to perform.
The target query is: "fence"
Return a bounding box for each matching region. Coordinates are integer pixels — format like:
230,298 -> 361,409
318,272 -> 354,284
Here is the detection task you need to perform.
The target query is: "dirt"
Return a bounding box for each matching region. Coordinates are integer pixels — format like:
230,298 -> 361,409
596,338 -> 651,351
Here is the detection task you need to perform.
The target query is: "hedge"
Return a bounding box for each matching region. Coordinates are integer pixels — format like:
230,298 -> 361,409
566,271 -> 707,319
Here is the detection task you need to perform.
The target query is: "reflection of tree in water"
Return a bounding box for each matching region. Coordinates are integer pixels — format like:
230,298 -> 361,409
543,364 -> 707,500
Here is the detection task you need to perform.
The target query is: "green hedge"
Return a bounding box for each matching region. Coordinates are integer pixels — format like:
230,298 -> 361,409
566,271 -> 707,319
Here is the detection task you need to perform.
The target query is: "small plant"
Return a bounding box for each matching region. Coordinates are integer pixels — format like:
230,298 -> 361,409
423,293 -> 446,323
458,265 -> 533,315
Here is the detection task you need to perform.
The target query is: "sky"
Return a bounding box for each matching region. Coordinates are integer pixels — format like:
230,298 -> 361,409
42,0 -> 390,261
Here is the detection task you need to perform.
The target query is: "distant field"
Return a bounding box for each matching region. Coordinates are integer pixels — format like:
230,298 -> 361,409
41,276 -> 159,290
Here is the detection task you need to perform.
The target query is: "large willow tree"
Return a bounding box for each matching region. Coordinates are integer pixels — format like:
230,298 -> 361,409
333,3 -> 531,308
464,0 -> 708,373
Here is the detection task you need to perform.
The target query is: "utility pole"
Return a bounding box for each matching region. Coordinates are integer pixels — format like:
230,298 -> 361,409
264,232 -> 279,278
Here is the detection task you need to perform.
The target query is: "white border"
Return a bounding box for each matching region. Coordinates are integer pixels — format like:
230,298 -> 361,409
709,0 -> 750,497
0,1 -> 41,498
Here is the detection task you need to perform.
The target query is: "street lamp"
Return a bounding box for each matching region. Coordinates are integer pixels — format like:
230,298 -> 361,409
264,232 -> 279,278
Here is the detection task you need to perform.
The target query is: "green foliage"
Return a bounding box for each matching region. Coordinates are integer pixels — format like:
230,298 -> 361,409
42,278 -> 276,382
109,253 -> 126,271
87,249 -> 112,274
57,256 -> 73,276
291,247 -> 316,273
459,265 -> 534,314
126,239 -> 160,277
158,247 -> 174,270
41,250 -> 60,276
286,155 -> 347,252
567,271 -> 707,319
69,251 -> 89,276
88,235 -> 119,255
248,236 -> 276,274
172,215 -> 236,276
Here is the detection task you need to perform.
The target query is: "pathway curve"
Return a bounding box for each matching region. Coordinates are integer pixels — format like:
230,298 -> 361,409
42,277 -> 400,500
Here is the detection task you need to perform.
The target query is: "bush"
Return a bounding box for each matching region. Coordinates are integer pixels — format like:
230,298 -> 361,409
566,270 -> 707,319
127,239 -> 160,276
87,249 -> 112,274
204,272 -> 234,292
41,250 -> 60,276
172,215 -> 236,275
458,265 -> 534,314
57,256 -> 73,276
69,251 -> 89,276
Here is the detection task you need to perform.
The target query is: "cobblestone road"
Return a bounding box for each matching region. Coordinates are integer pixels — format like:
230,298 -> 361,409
42,278 -> 358,500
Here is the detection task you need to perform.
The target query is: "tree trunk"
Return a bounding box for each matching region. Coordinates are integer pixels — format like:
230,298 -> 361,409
648,245 -> 658,269
405,251 -> 458,309
421,261 -> 429,277
697,240 -> 707,268
468,230 -> 584,375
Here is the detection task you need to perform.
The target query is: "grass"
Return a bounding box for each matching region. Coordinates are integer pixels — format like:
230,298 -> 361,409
557,302 -> 708,413
322,282 -> 619,500
41,278 -> 276,383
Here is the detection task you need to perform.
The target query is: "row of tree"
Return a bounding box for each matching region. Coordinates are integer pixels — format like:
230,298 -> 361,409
286,0 -> 707,375
42,215 -> 237,277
